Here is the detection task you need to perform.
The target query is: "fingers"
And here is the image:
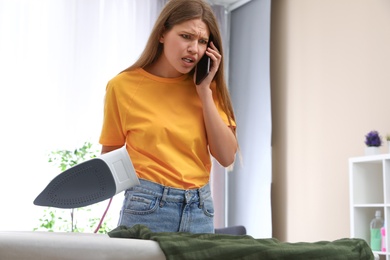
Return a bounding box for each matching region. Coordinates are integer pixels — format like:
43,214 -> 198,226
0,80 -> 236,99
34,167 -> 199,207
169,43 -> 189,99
206,42 -> 221,73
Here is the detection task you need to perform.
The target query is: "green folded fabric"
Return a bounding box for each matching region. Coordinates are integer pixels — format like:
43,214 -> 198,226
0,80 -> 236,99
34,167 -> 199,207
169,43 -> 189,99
108,225 -> 374,260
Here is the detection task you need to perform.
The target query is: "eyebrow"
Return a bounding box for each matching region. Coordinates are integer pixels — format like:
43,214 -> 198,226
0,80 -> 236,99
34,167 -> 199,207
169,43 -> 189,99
180,30 -> 209,41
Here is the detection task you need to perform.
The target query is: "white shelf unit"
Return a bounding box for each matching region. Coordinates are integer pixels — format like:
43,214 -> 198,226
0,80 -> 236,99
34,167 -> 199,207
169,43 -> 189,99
349,154 -> 390,260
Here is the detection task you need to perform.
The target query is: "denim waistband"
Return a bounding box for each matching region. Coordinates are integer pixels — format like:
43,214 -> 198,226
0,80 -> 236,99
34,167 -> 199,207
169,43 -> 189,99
131,179 -> 211,207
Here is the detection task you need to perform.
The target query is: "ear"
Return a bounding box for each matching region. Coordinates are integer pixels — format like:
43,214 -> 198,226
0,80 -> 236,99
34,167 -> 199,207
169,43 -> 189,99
159,35 -> 164,43
159,27 -> 166,43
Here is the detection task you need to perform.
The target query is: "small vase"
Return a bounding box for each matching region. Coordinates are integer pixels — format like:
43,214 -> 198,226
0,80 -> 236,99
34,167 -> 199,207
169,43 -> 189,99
388,141 -> 390,153
365,146 -> 380,156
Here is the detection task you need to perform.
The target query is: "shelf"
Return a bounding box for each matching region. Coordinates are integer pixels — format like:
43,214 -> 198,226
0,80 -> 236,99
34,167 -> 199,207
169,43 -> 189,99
349,155 -> 390,259
350,154 -> 390,163
353,204 -> 386,207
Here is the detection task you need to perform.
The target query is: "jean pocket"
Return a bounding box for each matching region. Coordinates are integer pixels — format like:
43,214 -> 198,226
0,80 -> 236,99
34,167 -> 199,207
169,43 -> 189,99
201,195 -> 215,218
124,192 -> 159,215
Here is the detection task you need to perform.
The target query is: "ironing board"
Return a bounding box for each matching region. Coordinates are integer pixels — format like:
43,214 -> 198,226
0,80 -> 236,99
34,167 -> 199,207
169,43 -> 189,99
0,231 -> 165,260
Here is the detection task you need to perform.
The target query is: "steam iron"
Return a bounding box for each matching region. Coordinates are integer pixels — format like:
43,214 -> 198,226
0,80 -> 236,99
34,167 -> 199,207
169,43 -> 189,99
34,146 -> 140,209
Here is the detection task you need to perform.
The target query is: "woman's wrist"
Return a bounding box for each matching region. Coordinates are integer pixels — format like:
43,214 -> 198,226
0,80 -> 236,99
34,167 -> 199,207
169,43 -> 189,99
196,86 -> 213,103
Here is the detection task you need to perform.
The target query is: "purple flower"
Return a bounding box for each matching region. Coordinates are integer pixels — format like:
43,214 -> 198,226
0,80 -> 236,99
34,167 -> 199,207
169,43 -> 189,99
365,130 -> 382,147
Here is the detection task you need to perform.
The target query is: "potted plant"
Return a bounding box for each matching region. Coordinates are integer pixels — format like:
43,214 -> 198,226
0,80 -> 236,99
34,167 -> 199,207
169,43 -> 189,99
386,134 -> 390,153
364,130 -> 382,156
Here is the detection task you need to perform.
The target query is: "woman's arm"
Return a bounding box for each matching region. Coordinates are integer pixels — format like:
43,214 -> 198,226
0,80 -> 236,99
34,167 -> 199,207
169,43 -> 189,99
199,89 -> 237,166
101,145 -> 124,155
196,42 -> 238,167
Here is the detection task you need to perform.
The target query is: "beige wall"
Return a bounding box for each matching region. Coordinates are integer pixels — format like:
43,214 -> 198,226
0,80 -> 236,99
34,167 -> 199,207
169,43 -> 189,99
271,0 -> 390,242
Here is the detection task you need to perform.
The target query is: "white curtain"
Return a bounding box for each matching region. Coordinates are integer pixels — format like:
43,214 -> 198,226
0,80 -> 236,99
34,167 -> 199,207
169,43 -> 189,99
0,0 -> 164,231
208,0 -> 272,239
228,0 -> 272,238
208,4 -> 231,229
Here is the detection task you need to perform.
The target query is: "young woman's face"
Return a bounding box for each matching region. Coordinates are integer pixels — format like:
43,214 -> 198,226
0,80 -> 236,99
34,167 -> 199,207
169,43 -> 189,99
159,18 -> 210,78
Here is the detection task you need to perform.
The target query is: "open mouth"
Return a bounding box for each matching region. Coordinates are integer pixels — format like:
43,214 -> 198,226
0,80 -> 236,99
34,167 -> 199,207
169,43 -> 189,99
182,58 -> 194,63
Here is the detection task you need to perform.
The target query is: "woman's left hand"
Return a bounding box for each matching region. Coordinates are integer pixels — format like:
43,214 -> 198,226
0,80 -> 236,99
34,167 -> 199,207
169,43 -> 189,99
194,41 -> 221,91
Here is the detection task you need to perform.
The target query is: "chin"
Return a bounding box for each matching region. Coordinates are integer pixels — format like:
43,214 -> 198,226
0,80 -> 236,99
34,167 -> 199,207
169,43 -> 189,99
180,67 -> 194,75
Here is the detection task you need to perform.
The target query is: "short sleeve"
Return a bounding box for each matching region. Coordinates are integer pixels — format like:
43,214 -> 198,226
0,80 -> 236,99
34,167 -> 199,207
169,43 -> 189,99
99,80 -> 126,146
211,82 -> 236,129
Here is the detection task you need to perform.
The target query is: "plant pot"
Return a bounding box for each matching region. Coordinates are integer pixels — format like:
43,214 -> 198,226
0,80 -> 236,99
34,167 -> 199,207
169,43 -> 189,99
388,141 -> 390,153
365,146 -> 380,156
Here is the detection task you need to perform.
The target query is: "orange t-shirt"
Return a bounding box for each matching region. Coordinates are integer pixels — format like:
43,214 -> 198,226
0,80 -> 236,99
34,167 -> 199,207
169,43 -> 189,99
99,68 -> 233,189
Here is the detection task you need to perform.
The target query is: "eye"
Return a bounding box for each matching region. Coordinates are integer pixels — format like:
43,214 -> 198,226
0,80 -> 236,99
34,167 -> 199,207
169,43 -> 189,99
181,34 -> 191,39
199,39 -> 208,45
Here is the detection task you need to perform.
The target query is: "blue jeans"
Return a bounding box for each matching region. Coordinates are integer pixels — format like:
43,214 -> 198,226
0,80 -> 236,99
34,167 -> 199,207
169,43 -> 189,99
117,179 -> 215,233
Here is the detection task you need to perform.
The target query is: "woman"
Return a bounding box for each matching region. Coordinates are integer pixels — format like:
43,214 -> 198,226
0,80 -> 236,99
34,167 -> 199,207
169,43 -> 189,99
99,0 -> 237,233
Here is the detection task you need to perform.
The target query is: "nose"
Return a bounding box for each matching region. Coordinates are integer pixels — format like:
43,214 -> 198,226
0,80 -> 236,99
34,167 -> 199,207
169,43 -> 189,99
187,40 -> 198,54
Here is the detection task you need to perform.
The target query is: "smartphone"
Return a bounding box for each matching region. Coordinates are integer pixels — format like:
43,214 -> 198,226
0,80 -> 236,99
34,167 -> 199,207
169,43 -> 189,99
195,53 -> 211,85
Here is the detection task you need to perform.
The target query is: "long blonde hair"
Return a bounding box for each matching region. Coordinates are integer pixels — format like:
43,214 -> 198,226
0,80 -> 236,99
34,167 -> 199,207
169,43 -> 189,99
123,0 -> 236,132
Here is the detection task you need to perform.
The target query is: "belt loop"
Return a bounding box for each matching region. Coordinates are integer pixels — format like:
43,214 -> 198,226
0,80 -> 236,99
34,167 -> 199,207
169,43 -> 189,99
160,186 -> 169,208
198,188 -> 204,209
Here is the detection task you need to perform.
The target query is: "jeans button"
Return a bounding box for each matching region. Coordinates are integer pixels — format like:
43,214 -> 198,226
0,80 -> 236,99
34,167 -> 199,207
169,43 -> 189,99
185,191 -> 191,203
